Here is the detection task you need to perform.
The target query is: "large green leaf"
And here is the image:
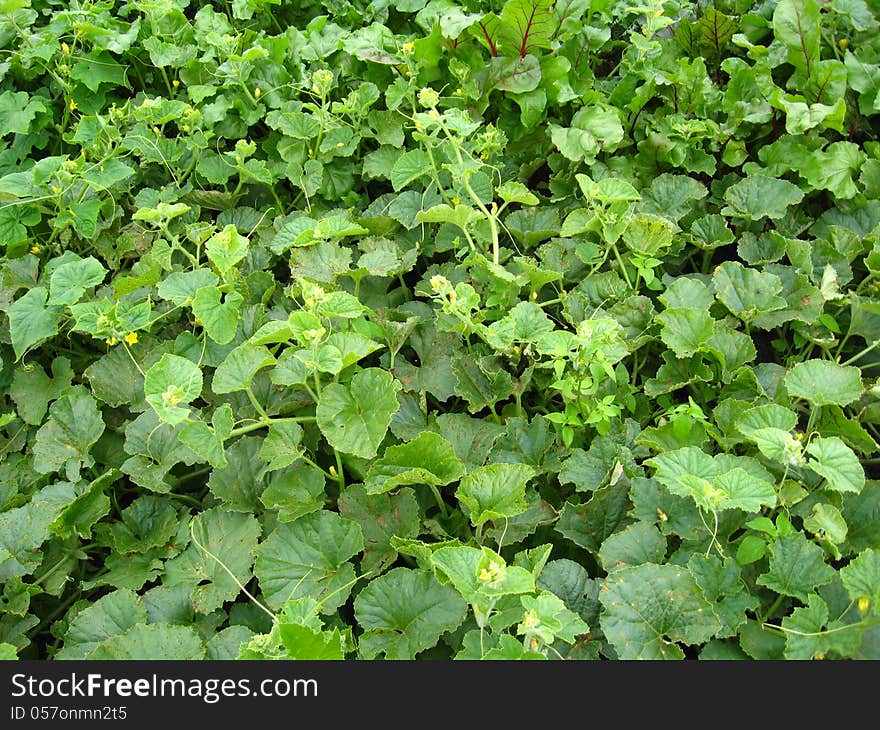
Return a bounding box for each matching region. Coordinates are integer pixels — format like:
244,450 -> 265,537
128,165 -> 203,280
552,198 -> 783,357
455,462 -> 536,527
191,286 -> 243,345
756,532 -> 837,602
364,431 -> 464,494
354,568 -> 467,659
316,368 -> 401,458
32,388 -> 105,478
164,508 -> 261,614
555,483 -> 631,553
56,589 -> 147,659
722,174 -> 805,220
211,344 -> 276,394
599,563 -> 721,659
260,463 -> 325,522
783,359 -> 863,406
255,511 -> 364,613
806,437 -> 865,494
48,256 -> 107,306
712,262 -> 786,322
781,594 -> 862,660
646,447 -> 776,513
337,485 -> 420,573
8,287 -> 61,360
656,308 -> 715,357
205,224 -> 249,275
840,548 -> 880,606
88,624 -> 205,660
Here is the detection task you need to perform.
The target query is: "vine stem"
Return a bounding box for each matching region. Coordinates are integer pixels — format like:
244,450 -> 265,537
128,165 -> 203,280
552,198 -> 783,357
228,415 -> 316,438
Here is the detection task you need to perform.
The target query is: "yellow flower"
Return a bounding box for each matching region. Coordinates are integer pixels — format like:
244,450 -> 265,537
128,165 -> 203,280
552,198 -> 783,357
254,87 -> 261,98
859,596 -> 870,613
106,337 -> 118,346
329,465 -> 337,476
402,41 -> 414,54
30,245 -> 41,254
456,88 -> 462,95
124,332 -> 138,345
68,99 -> 77,111
61,42 -> 70,54
451,196 -> 460,205
172,79 -> 180,88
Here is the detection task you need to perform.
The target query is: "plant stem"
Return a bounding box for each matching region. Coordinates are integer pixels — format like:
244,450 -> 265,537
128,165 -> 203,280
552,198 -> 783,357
245,386 -> 269,421
429,484 -> 449,518
228,416 -> 316,438
334,449 -> 345,490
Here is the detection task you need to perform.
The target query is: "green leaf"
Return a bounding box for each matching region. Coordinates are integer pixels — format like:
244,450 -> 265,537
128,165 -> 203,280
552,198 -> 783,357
49,473 -> 114,540
712,262 -> 786,322
212,344 -> 276,394
70,51 -> 129,91
88,624 -> 205,660
517,591 -> 590,645
258,421 -> 305,473
456,462 -> 536,527
0,90 -> 47,134
354,568 -> 467,659
840,549 -> 880,606
260,463 -> 325,522
555,483 -> 631,554
781,594 -> 862,660
8,287 -> 61,360
278,624 -> 344,660
364,431 -> 464,495
179,411 -> 230,470
783,359 -> 863,406
191,286 -> 243,345
164,508 -> 261,614
205,224 -> 249,275
255,511 -> 364,612
10,356 -> 73,425
157,268 -> 219,304
646,447 -> 776,512
432,546 -> 535,624
316,368 -> 401,458
0,483 -> 76,581
56,589 -> 147,659
599,564 -> 721,659
144,354 -> 203,425
773,0 -> 820,71
598,522 -> 667,572
722,174 -> 805,220
688,554 -> 759,637
338,485 -> 420,573
33,389 -> 105,479
537,559 -> 601,625
390,149 -> 431,191
451,355 -> 515,413
756,533 -> 837,602
806,437 -> 865,494
97,495 -> 179,554
656,308 -> 715,357
48,256 -> 106,306
206,437 -> 265,512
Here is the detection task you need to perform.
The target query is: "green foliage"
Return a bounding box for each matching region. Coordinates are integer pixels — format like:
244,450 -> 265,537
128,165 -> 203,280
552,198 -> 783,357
2,0 -> 880,661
